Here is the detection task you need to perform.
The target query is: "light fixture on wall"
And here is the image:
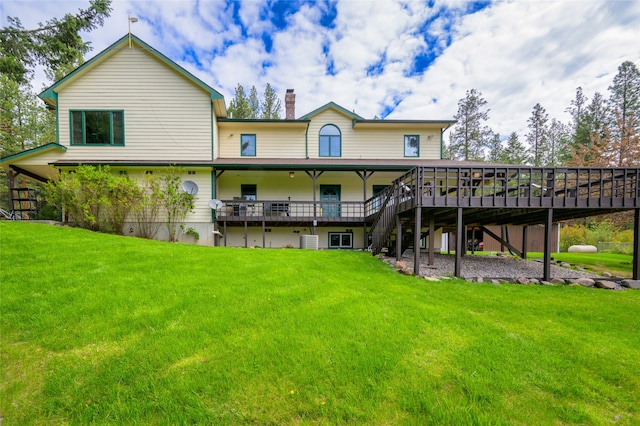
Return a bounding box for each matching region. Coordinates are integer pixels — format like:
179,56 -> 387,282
289,171 -> 295,178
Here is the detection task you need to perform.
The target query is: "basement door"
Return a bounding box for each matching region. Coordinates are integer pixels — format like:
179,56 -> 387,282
320,185 -> 341,217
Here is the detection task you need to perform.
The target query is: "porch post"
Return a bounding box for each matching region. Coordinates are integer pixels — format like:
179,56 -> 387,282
543,209 -> 553,281
396,214 -> 402,260
428,215 -> 435,266
633,208 -> 639,280
244,220 -> 248,248
223,221 -> 227,247
305,170 -> 323,235
522,225 -> 528,260
262,220 -> 266,248
414,207 -> 421,275
455,208 -> 463,278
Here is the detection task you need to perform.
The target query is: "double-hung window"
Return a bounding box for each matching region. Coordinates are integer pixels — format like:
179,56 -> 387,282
404,135 -> 419,157
319,124 -> 341,157
70,110 -> 124,145
241,134 -> 256,156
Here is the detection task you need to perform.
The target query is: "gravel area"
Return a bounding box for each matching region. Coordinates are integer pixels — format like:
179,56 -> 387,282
397,252 -> 603,280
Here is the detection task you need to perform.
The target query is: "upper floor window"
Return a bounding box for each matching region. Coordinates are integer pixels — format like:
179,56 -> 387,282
71,110 -> 124,145
404,135 -> 419,157
241,134 -> 256,156
319,124 -> 341,157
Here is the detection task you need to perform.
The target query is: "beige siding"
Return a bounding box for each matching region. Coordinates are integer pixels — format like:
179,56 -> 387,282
307,109 -> 442,160
216,171 -> 401,202
57,47 -> 213,161
218,125 -> 306,158
223,226 -> 366,249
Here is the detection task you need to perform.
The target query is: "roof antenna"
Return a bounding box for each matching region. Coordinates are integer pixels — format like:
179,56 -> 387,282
128,16 -> 138,48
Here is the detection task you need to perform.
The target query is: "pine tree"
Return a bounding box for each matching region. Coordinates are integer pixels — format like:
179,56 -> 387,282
261,83 -> 282,119
248,86 -> 260,119
502,132 -> 529,165
607,61 -> 640,166
546,119 -> 570,166
227,84 -> 251,119
486,133 -> 503,163
448,89 -> 492,161
526,103 -> 549,166
0,0 -> 112,85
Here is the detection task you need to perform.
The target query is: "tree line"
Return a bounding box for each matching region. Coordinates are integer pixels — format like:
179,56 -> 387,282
446,61 -> 640,168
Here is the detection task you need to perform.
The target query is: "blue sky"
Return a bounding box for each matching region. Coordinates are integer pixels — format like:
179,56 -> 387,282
2,0 -> 639,140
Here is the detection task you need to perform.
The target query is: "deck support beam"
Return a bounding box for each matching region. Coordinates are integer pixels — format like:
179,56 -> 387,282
543,208 -> 553,281
414,207 -> 422,275
396,214 -> 402,260
455,207 -> 463,278
633,209 -> 639,280
428,215 -> 435,266
522,225 -> 528,260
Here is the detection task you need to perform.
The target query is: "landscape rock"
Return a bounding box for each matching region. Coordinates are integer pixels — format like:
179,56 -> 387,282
515,277 -> 530,284
575,277 -> 595,287
400,267 -> 414,275
529,278 -> 540,285
540,281 -> 554,286
424,276 -> 440,282
620,279 -> 640,289
560,262 -> 573,268
594,280 -> 617,290
395,261 -> 407,270
490,279 -> 501,285
603,271 -> 612,278
550,278 -> 566,285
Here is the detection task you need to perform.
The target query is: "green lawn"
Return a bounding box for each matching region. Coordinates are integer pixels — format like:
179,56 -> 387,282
526,252 -> 635,278
2,222 -> 639,425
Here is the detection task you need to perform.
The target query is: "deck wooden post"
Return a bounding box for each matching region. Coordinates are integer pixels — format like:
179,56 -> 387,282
428,215 -> 435,266
414,207 -> 422,275
543,209 -> 553,281
396,214 -> 402,260
633,209 -> 639,280
455,207 -> 463,277
223,221 -> 227,247
262,220 -> 266,248
522,225 -> 528,260
244,221 -> 248,248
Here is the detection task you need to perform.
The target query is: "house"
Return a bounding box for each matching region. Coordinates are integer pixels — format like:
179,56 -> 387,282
0,33 -> 455,250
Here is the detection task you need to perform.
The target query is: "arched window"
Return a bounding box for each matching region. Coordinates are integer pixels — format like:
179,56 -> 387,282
319,124 -> 341,157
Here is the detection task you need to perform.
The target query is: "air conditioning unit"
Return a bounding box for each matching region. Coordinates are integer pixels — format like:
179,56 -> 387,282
300,235 -> 319,250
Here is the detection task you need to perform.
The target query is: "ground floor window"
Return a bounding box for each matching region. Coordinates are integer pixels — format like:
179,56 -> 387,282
328,232 -> 352,249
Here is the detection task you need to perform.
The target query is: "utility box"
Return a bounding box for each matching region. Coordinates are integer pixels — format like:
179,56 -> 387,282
300,235 -> 319,250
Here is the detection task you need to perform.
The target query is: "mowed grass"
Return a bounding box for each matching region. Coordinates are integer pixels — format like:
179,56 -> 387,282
543,252 -> 635,278
1,223 -> 639,425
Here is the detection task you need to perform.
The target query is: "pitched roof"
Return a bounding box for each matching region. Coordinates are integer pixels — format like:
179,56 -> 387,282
38,33 -> 226,116
298,102 -> 365,120
0,143 -> 67,162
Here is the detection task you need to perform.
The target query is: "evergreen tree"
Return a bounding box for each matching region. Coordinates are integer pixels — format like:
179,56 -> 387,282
526,103 -> 549,166
486,133 -> 503,163
261,83 -> 282,119
607,61 -> 640,166
248,85 -> 260,119
448,89 -> 492,161
227,84 -> 251,118
502,132 -> 529,165
546,118 -> 570,166
0,0 -> 112,85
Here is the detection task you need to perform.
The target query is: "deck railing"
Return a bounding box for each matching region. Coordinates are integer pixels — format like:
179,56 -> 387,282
216,199 -> 365,220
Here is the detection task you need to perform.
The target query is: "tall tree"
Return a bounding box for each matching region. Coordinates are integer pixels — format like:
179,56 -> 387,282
227,84 -> 251,118
248,85 -> 260,119
501,132 -> 529,165
567,92 -> 608,165
607,61 -> 640,166
486,133 -> 503,163
0,0 -> 112,84
546,118 -> 570,166
526,103 -> 549,166
261,83 -> 282,119
448,89 -> 492,161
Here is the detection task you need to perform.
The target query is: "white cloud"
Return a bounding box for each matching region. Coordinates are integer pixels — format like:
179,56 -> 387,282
3,0 -> 639,142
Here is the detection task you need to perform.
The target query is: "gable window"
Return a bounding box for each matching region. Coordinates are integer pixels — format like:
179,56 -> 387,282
404,135 -> 419,157
241,134 -> 256,156
71,110 -> 124,145
328,232 -> 352,249
319,124 -> 341,157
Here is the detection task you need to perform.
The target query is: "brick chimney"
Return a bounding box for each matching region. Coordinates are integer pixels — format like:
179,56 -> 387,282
285,89 -> 295,120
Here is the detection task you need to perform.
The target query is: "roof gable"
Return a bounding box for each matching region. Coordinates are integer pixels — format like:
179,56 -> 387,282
299,102 -> 364,121
39,34 -> 226,116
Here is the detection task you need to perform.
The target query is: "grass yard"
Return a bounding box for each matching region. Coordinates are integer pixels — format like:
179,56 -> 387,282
535,252 -> 634,278
1,222 -> 639,425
